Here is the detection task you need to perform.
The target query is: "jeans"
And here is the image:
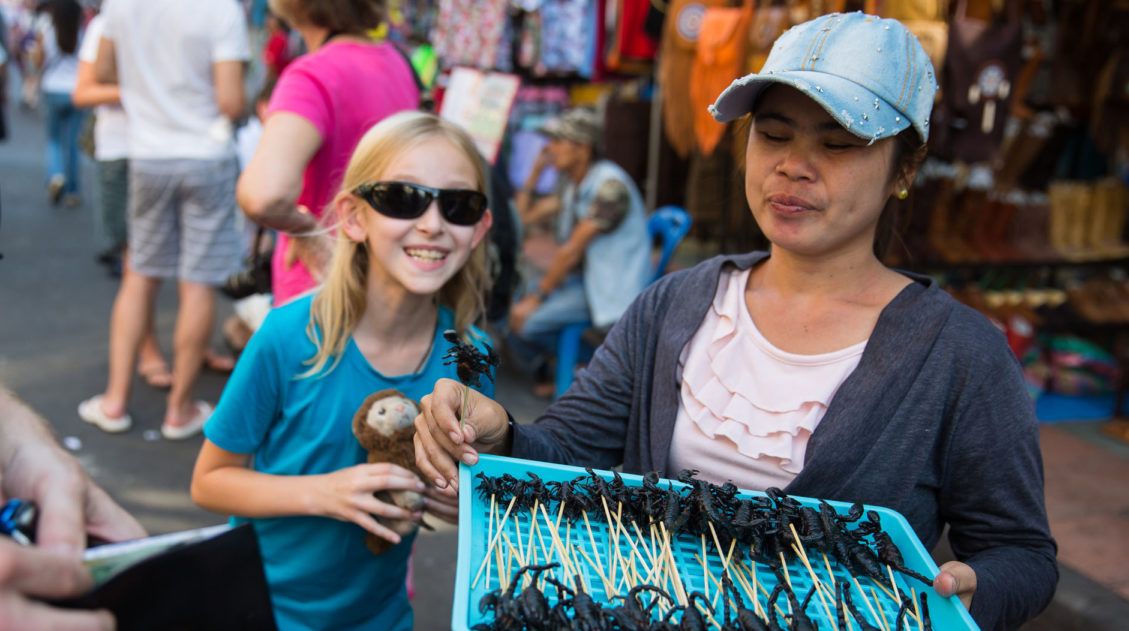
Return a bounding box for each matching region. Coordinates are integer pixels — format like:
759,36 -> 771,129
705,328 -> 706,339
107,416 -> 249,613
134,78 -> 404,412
98,158 -> 129,250
43,91 -> 85,195
506,273 -> 591,372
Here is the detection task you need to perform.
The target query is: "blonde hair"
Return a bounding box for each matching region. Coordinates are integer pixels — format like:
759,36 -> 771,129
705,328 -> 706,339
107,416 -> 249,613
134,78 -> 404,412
302,111 -> 492,377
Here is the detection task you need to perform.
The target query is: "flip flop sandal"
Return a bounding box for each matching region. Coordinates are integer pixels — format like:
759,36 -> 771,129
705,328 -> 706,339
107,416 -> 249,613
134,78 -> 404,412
78,395 -> 133,433
137,361 -> 173,389
161,400 -> 214,441
203,350 -> 236,373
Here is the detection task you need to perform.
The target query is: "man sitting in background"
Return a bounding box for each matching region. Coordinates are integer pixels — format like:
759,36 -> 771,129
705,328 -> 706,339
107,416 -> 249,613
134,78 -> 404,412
508,107 -> 652,396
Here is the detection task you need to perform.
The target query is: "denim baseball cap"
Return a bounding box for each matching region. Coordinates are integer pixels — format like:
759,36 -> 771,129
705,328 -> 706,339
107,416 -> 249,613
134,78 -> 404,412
710,12 -> 937,144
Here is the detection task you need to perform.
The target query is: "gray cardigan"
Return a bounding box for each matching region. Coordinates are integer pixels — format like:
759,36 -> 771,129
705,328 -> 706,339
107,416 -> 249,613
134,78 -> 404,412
512,252 -> 1057,630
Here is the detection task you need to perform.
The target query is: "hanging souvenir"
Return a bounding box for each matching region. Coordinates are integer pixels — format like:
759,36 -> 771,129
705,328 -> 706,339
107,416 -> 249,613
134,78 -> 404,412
689,1 -> 754,155
936,0 -> 1022,163
659,0 -> 728,158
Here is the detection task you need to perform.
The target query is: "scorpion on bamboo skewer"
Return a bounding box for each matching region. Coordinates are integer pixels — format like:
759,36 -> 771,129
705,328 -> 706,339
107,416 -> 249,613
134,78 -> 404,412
475,469 -> 934,588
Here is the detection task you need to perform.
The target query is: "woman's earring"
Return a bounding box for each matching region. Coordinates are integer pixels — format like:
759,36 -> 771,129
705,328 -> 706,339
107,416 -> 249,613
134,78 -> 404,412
896,189 -> 909,200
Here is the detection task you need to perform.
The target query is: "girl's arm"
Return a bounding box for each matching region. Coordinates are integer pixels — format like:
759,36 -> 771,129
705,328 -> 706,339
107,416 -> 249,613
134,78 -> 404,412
191,440 -> 426,544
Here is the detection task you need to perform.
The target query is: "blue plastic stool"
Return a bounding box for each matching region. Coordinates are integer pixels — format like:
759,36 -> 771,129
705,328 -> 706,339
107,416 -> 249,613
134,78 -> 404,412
553,206 -> 693,398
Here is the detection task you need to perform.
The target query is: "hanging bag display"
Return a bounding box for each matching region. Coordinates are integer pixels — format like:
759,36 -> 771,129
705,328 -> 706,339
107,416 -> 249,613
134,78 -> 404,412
689,0 -> 754,155
659,0 -> 728,158
935,0 -> 1022,163
886,0 -> 950,76
745,0 -> 789,74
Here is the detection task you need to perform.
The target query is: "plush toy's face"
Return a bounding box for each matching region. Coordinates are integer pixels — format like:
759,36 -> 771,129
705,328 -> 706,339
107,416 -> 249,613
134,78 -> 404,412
364,395 -> 420,436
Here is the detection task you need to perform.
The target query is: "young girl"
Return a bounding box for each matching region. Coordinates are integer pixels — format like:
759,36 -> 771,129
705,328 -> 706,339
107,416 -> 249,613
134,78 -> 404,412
191,111 -> 494,630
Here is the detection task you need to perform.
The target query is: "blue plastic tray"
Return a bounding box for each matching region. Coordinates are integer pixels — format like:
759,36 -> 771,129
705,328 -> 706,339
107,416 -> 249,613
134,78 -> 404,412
453,455 -> 978,630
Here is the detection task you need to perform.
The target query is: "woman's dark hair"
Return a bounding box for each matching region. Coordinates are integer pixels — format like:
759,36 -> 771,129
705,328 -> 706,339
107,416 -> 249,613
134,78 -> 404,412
874,127 -> 928,260
48,0 -> 82,56
271,0 -> 384,35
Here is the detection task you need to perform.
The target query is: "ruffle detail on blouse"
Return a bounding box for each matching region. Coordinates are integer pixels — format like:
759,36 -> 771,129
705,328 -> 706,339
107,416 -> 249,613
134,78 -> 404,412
677,269 -> 865,473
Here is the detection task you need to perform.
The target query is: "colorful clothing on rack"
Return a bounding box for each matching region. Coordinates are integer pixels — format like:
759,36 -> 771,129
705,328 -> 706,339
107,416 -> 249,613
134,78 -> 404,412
539,0 -> 596,77
431,0 -> 511,70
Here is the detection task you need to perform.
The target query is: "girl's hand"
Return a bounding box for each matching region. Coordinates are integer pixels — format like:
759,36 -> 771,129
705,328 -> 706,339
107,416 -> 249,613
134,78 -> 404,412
934,561 -> 977,609
414,378 -> 511,491
313,463 -> 425,545
422,485 -> 459,525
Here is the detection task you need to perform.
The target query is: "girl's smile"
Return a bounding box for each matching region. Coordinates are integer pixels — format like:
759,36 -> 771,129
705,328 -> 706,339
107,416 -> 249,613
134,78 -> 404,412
403,245 -> 450,271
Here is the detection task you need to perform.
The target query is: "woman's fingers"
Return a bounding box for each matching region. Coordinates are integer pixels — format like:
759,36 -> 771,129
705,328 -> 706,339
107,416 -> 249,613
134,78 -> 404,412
422,487 -> 459,524
423,498 -> 458,525
934,560 -> 977,609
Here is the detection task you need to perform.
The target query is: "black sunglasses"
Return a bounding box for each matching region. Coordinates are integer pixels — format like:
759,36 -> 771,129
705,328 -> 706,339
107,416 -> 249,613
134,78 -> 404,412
353,181 -> 488,226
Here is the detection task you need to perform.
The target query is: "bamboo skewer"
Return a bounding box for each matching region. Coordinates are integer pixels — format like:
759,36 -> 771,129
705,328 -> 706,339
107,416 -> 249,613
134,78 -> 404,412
482,494 -> 496,590
539,503 -> 577,582
870,586 -> 891,631
911,588 -> 922,631
576,545 -> 613,595
473,496 -> 517,589
660,523 -> 688,605
786,526 -> 836,630
525,501 -> 540,568
700,535 -> 710,600
580,512 -> 607,586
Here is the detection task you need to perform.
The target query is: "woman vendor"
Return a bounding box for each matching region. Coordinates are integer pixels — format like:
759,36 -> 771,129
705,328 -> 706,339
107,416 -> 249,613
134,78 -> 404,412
414,12 -> 1057,630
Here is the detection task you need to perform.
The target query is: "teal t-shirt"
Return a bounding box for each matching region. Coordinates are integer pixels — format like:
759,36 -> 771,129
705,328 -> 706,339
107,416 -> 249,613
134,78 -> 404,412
204,296 -> 494,631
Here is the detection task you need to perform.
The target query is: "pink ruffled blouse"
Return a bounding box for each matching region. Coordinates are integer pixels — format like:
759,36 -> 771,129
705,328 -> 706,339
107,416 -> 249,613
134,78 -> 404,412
668,268 -> 866,490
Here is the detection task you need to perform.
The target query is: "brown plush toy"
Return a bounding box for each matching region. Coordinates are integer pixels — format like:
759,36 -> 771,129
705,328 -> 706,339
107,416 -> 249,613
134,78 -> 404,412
352,389 -> 425,555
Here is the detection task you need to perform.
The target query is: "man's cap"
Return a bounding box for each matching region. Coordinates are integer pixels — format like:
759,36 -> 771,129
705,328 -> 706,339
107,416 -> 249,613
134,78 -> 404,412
538,107 -> 602,146
710,12 -> 938,144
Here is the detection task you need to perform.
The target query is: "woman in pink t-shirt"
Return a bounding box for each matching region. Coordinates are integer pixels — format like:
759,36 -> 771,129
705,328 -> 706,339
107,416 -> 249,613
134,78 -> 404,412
237,0 -> 420,305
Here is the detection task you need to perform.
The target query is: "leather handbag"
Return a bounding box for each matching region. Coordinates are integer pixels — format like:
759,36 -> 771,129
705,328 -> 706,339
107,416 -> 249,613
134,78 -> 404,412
222,228 -> 273,300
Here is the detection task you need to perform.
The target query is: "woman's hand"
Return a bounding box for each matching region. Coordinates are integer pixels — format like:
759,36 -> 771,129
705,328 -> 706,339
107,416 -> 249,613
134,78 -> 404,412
414,378 -> 511,491
285,232 -> 333,281
312,463 -> 424,545
283,207 -> 333,281
934,560 -> 977,609
421,485 -> 459,525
